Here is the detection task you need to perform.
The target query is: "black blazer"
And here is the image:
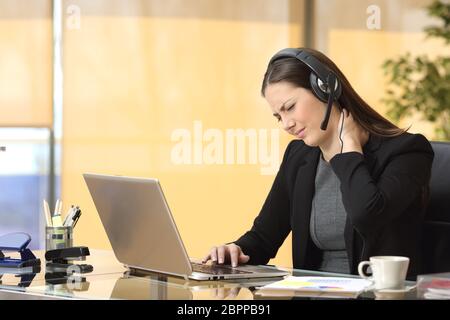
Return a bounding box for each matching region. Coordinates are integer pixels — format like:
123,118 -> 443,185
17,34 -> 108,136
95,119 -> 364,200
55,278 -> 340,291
234,132 -> 434,279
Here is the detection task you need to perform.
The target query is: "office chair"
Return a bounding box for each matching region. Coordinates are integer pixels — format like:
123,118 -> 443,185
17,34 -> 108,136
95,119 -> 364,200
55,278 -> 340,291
422,141 -> 450,274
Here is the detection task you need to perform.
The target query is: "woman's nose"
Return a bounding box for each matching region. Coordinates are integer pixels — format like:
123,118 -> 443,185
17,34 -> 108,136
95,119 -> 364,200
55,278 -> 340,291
282,118 -> 295,131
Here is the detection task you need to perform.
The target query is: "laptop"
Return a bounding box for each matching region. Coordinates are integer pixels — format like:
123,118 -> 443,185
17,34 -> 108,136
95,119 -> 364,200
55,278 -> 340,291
83,173 -> 289,281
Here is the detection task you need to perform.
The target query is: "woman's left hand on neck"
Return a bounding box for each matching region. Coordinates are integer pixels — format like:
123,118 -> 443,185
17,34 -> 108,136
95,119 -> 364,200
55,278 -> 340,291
338,108 -> 369,155
321,108 -> 370,162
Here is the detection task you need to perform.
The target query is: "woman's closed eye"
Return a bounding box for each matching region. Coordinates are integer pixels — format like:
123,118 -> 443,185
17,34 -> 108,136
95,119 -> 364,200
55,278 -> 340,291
287,104 -> 295,111
274,104 -> 295,122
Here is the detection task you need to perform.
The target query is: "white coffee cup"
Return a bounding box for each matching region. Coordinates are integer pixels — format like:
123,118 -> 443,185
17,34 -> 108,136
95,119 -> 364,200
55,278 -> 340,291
358,256 -> 410,290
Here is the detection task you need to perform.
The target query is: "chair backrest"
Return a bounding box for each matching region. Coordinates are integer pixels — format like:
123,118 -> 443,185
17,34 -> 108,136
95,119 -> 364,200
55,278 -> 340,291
422,141 -> 450,274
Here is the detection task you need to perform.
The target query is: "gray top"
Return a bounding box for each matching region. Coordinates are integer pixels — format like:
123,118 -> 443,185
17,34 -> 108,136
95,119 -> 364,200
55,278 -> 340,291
310,154 -> 350,274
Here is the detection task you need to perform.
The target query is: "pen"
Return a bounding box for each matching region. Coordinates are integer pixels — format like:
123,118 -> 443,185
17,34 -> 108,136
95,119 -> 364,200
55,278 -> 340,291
63,205 -> 75,227
73,209 -> 81,228
70,208 -> 82,228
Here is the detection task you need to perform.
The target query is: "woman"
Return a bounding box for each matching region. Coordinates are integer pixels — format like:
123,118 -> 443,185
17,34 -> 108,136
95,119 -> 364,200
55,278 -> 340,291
202,48 -> 434,279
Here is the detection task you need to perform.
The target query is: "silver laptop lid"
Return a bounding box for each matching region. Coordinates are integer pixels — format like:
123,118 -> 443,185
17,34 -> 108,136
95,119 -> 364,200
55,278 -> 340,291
83,173 -> 193,277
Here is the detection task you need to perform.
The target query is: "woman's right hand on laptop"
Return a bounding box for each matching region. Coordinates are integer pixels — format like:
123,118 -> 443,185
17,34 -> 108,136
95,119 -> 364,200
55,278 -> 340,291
202,243 -> 250,267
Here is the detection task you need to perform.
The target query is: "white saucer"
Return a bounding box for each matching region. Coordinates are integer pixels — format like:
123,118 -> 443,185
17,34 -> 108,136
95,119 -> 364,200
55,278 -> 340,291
373,286 -> 416,299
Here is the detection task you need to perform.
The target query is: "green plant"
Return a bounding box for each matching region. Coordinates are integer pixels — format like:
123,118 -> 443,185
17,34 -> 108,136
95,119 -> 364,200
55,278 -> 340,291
382,0 -> 450,140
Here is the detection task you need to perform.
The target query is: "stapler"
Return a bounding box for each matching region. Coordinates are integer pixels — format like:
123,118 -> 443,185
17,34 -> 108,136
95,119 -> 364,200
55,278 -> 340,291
45,246 -> 93,273
0,232 -> 41,268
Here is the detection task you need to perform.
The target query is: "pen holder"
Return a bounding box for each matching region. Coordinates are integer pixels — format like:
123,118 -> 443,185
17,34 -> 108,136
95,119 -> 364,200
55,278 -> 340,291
45,226 -> 73,251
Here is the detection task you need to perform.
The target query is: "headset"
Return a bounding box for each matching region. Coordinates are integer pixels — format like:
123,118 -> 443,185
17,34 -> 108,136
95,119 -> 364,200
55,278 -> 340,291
268,48 -> 343,131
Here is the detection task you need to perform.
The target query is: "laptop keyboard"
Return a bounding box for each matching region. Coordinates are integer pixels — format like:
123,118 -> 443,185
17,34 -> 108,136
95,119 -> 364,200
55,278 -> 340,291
191,263 -> 252,275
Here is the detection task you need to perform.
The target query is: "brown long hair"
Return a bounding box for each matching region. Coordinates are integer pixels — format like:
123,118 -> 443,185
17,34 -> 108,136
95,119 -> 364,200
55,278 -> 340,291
261,47 -> 407,137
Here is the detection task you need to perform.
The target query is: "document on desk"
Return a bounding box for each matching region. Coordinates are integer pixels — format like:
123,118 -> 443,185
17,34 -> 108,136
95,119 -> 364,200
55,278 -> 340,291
255,276 -> 372,298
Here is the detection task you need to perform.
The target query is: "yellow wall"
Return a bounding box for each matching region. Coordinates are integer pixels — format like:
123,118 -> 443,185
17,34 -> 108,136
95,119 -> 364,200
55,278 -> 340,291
0,0 -> 52,127
62,0 -> 304,267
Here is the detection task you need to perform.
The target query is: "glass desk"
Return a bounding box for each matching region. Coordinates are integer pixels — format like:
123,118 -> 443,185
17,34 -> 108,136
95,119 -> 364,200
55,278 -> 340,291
0,250 -> 418,300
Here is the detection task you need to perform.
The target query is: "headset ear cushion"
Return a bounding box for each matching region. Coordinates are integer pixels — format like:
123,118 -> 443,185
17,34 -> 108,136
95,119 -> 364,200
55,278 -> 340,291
309,72 -> 328,103
309,72 -> 343,103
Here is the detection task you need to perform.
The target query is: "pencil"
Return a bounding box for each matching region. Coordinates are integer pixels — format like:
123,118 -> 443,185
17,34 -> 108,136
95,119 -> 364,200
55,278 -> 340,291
43,199 -> 53,227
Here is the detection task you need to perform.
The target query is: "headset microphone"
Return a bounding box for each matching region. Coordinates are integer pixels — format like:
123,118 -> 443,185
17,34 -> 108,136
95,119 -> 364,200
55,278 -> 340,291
320,73 -> 337,131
